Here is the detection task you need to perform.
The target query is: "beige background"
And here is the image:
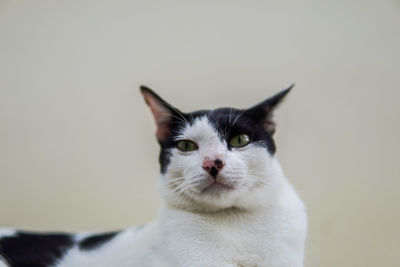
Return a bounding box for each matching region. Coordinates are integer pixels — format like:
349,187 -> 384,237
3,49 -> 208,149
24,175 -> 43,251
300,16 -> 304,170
1,0 -> 399,266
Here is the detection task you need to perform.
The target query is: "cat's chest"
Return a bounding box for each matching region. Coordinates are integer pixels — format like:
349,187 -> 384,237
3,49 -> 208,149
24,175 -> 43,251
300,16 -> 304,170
210,219 -> 271,261
162,210 -> 275,265
186,223 -> 270,266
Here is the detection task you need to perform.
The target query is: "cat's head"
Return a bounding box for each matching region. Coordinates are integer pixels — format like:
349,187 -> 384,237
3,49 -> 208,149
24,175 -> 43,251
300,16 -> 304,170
141,85 -> 292,212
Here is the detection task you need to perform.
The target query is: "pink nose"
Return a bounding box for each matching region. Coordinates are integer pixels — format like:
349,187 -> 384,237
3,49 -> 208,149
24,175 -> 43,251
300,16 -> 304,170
202,158 -> 224,177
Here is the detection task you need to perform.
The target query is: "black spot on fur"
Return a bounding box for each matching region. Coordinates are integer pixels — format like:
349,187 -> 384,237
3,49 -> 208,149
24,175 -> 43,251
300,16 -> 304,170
0,231 -> 74,267
78,231 -> 119,251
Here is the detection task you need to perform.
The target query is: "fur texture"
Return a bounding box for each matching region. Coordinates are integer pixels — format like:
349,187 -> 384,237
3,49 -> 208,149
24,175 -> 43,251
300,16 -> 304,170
0,86 -> 307,267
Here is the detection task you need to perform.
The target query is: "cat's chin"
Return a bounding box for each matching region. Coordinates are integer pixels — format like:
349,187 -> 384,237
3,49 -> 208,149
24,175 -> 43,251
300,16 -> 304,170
189,174 -> 238,197
201,180 -> 234,194
200,176 -> 235,194
160,174 -> 251,212
185,178 -> 245,209
163,181 -> 257,213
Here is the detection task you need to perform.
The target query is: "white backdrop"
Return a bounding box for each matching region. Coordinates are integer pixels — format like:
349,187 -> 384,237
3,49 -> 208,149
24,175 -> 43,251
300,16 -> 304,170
1,1 -> 399,266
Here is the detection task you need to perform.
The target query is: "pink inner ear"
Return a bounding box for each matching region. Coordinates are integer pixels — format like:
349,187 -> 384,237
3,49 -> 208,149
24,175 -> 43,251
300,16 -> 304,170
264,122 -> 276,135
142,92 -> 172,142
264,114 -> 276,135
156,122 -> 171,141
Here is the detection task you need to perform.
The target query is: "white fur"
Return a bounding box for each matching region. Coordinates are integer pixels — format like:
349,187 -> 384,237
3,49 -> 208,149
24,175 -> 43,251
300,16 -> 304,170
1,116 -> 307,267
0,229 -> 15,238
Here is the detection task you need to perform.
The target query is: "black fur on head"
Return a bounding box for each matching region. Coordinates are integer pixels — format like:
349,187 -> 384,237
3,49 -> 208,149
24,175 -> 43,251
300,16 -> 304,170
140,85 -> 293,173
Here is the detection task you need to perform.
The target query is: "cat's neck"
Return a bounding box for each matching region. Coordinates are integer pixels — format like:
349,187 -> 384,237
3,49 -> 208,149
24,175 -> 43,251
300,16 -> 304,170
158,189 -> 284,230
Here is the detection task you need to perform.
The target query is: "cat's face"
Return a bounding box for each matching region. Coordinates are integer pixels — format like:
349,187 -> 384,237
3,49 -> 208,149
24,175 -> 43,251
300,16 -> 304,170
141,86 -> 292,211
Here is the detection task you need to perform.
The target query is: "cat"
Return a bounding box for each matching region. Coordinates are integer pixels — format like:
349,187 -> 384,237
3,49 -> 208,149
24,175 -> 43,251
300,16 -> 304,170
0,85 -> 307,267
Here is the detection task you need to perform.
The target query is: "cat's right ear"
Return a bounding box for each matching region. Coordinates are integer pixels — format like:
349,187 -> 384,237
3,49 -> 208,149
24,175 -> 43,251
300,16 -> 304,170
246,84 -> 294,136
140,85 -> 180,143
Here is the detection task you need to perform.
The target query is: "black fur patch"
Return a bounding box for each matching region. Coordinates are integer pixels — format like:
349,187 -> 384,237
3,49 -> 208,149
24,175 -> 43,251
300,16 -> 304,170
158,110 -> 207,174
207,108 -> 277,153
141,86 -> 292,173
78,231 -> 119,251
0,231 -> 74,267
157,108 -> 275,173
157,107 -> 278,173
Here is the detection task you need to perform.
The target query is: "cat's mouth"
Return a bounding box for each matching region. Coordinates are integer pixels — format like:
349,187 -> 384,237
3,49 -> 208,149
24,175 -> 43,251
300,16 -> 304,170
201,179 -> 234,194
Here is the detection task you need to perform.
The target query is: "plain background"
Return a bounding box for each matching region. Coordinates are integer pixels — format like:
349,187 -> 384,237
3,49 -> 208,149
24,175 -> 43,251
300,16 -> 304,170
0,1 -> 399,266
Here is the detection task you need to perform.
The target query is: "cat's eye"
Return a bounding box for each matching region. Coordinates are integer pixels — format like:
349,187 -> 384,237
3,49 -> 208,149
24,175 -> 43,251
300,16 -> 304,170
176,140 -> 198,152
229,134 -> 250,148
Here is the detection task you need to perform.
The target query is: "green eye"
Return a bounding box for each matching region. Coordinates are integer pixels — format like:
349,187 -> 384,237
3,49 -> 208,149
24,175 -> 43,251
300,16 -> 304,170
229,134 -> 250,148
176,140 -> 198,151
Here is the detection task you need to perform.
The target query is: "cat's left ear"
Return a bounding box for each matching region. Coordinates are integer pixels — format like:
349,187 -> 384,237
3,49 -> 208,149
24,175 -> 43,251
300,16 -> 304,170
140,85 -> 183,143
246,84 -> 294,135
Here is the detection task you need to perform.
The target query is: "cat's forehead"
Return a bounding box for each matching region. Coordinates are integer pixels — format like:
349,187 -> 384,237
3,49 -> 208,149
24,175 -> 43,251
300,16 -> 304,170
179,116 -> 222,143
191,108 -> 241,120
188,108 -> 243,128
177,107 -> 257,143
186,108 -> 243,131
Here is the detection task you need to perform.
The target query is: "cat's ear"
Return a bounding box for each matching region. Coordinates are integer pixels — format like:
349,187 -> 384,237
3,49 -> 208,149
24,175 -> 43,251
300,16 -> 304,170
246,84 -> 294,135
140,85 -> 182,142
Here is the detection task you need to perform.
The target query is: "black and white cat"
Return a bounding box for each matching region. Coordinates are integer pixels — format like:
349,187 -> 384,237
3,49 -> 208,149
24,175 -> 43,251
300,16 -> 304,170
0,85 -> 307,267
